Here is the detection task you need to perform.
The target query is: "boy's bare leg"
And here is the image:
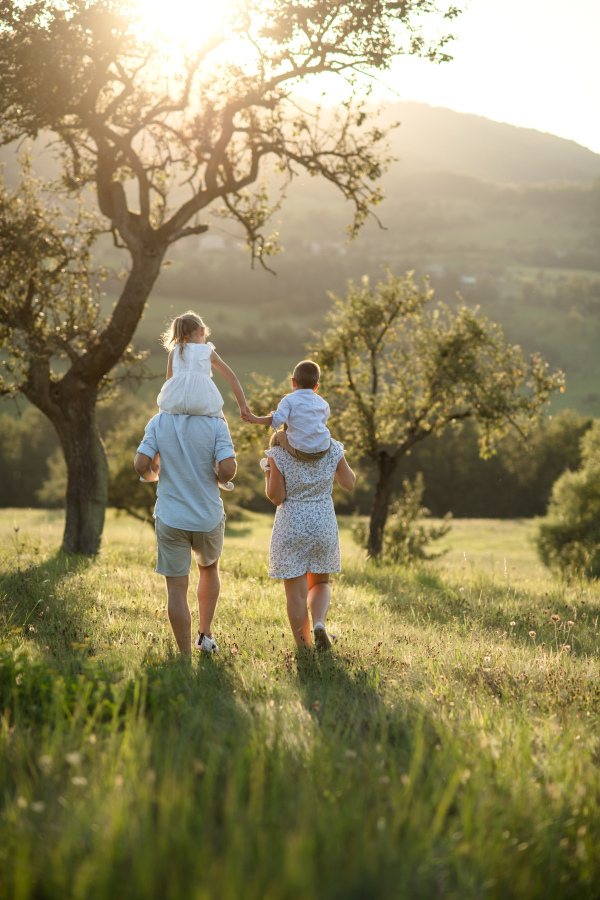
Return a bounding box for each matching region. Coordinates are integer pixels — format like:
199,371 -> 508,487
284,574 -> 311,648
165,575 -> 192,655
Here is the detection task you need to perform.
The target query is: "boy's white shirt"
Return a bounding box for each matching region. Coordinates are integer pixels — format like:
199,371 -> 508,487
270,389 -> 331,453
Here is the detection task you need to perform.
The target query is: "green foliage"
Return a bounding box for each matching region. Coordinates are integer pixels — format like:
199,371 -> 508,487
400,410 -> 593,519
0,408 -> 60,507
536,422 -> 600,578
352,473 -> 451,563
313,269 -> 565,461
0,163 -> 108,398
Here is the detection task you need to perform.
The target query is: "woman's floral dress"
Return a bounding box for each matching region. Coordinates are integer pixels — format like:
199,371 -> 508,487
266,440 -> 345,578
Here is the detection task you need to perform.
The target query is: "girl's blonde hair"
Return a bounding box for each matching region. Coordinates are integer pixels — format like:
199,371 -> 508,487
160,311 -> 210,356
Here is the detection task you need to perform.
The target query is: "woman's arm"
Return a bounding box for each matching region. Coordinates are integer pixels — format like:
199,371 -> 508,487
166,350 -> 174,380
334,456 -> 355,492
264,457 -> 286,506
211,351 -> 251,417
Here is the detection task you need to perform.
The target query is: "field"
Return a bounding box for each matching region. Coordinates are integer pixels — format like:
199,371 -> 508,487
1,509 -> 600,898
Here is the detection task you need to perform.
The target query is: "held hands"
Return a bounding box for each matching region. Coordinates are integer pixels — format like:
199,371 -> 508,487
240,407 -> 273,426
240,408 -> 261,424
239,403 -> 253,421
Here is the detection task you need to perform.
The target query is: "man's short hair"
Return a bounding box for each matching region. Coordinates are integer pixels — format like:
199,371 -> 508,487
293,359 -> 320,390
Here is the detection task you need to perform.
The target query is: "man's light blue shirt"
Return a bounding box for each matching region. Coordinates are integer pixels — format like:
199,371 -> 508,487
137,413 -> 235,532
270,389 -> 331,453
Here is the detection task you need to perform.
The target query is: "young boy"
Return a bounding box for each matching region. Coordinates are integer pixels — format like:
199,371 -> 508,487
243,359 -> 331,461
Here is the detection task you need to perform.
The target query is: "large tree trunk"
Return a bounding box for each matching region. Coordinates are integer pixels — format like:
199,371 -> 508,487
53,391 -> 109,555
367,452 -> 398,559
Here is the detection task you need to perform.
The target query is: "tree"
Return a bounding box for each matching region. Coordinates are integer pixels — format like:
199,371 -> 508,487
0,0 -> 462,554
352,472 -> 451,564
536,421 -> 600,579
311,270 -> 564,557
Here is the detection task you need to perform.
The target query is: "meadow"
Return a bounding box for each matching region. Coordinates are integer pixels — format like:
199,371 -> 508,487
1,509 -> 600,899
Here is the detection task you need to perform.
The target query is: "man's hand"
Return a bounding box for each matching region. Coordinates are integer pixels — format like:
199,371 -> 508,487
216,456 -> 237,484
135,452 -> 159,482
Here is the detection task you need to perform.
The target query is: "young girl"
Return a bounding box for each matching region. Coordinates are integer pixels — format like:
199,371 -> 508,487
156,311 -> 250,490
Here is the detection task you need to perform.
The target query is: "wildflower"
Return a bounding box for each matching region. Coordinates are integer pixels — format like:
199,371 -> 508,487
484,656 -> 491,663
146,632 -> 154,641
551,614 -> 560,622
567,621 -> 575,627
529,631 -> 536,638
510,621 -> 516,627
29,624 -> 35,632
71,776 -> 87,786
66,752 -> 82,766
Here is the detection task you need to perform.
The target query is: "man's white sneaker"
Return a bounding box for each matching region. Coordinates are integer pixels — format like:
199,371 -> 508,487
219,481 -> 235,491
194,632 -> 219,653
313,622 -> 332,652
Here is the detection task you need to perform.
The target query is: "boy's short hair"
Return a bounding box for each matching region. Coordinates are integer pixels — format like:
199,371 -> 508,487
293,359 -> 320,390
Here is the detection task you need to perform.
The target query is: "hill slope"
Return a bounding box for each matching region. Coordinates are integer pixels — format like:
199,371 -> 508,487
376,101 -> 600,183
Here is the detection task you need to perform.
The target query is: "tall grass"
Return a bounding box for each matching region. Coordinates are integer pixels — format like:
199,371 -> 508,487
1,510 -> 599,898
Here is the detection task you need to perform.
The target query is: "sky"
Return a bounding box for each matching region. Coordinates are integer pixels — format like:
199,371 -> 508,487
299,0 -> 600,154
139,0 -> 600,155
374,0 -> 600,154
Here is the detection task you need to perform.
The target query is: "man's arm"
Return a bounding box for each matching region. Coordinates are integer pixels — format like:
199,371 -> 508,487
135,452 -> 159,482
216,456 -> 237,484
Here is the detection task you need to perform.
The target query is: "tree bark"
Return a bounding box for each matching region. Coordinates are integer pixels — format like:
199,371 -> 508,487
367,452 -> 398,558
52,391 -> 109,556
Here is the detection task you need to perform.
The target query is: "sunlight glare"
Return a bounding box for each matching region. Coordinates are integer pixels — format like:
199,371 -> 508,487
136,0 -> 234,47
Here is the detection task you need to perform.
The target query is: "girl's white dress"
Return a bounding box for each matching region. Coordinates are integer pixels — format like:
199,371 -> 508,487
157,342 -> 224,416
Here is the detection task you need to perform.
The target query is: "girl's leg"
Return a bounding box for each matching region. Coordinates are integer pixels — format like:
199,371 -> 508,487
284,574 -> 311,648
307,573 -> 330,628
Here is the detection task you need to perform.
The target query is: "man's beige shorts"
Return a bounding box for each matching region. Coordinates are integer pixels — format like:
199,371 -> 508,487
155,516 -> 225,577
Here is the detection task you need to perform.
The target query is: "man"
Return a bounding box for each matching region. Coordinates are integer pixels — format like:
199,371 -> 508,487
134,412 -> 236,656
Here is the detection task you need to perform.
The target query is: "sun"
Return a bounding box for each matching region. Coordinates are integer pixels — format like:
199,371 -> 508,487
135,0 -> 234,48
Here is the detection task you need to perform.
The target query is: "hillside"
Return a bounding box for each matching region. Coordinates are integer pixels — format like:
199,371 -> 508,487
376,101 -> 600,184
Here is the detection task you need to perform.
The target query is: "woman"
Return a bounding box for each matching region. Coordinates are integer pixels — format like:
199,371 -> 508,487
263,439 -> 355,650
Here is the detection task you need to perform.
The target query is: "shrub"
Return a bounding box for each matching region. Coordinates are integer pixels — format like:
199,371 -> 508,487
536,421 -> 600,578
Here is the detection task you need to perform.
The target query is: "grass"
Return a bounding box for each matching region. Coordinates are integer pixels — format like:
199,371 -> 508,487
1,509 -> 600,898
